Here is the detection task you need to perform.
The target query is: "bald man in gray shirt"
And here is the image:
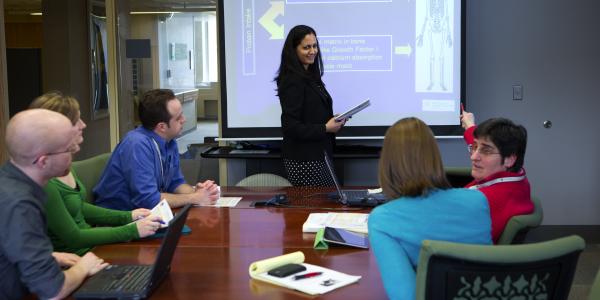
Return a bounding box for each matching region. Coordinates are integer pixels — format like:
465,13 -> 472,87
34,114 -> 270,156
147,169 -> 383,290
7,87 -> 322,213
0,109 -> 107,299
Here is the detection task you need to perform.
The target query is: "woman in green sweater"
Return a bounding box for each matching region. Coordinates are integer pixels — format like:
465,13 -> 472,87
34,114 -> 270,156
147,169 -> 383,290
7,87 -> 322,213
30,91 -> 163,256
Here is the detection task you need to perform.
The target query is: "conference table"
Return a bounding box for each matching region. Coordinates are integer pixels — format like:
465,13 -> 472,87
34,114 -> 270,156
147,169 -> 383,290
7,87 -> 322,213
81,187 -> 387,299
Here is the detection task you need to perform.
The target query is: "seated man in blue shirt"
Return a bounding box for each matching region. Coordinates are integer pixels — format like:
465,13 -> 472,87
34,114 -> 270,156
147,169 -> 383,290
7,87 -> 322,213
0,109 -> 108,299
94,89 -> 219,210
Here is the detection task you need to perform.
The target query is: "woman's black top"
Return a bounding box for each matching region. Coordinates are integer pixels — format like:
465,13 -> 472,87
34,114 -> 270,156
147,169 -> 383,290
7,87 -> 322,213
278,73 -> 335,161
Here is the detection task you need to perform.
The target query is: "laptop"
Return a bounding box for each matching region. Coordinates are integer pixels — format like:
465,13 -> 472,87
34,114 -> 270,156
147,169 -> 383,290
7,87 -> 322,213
323,151 -> 387,207
74,204 -> 192,299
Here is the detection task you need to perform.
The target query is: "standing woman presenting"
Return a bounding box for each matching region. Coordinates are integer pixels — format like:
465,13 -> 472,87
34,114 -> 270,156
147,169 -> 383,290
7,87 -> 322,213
275,25 -> 345,186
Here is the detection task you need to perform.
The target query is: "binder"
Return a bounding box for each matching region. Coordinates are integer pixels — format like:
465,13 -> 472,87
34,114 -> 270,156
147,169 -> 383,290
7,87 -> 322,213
334,99 -> 371,121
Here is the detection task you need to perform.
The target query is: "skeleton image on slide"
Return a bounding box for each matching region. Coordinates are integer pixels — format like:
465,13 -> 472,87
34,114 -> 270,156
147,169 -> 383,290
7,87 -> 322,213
416,0 -> 453,92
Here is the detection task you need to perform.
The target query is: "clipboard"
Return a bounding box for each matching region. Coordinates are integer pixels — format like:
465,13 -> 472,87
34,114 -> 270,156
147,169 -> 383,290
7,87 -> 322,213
334,99 -> 371,121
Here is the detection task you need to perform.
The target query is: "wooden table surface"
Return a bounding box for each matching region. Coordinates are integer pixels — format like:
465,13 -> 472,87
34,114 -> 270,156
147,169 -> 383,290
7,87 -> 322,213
75,187 -> 387,299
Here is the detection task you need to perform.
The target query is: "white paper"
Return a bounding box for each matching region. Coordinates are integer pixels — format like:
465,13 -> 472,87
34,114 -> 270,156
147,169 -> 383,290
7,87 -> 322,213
328,213 -> 369,232
202,197 -> 243,207
255,263 -> 361,295
302,213 -> 369,234
368,188 -> 382,194
151,199 -> 174,228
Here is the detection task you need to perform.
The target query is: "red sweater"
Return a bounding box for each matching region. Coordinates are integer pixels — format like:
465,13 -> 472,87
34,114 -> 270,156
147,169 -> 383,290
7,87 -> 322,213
464,127 -> 534,243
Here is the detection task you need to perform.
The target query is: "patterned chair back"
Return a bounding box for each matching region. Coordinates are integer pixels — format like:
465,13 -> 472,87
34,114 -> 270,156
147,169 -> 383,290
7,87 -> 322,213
415,235 -> 584,300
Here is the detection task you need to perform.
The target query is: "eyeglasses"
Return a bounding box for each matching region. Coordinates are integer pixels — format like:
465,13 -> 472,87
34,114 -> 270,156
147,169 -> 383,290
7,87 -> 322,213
468,144 -> 500,156
32,145 -> 78,165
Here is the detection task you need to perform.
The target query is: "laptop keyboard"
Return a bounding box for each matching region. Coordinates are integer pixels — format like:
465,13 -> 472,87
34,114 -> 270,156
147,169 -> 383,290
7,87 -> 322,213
104,265 -> 152,292
342,190 -> 369,199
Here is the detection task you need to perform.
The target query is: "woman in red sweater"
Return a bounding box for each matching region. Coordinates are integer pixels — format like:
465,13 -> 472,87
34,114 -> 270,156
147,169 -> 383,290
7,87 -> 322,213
461,112 -> 534,243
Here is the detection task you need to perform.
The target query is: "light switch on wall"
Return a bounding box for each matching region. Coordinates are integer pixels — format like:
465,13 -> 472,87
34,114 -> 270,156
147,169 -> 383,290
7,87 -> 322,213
513,84 -> 523,100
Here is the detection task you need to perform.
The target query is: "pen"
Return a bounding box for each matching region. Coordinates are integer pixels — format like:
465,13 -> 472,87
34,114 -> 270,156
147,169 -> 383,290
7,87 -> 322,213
293,272 -> 322,280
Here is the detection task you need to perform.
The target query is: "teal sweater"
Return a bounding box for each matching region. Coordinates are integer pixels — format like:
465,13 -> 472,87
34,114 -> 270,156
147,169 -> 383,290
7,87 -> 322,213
44,170 -> 139,255
368,188 -> 492,300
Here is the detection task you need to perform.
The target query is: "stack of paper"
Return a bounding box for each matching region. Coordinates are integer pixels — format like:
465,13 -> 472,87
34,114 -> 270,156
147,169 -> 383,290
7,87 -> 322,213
302,213 -> 369,234
249,251 -> 361,295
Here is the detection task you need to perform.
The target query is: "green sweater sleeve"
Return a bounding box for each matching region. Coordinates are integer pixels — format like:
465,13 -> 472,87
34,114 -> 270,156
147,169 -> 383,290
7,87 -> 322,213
44,173 -> 140,256
82,201 -> 133,226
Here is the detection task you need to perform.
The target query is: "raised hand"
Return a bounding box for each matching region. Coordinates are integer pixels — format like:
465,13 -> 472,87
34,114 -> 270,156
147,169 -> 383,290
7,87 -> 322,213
460,111 -> 476,129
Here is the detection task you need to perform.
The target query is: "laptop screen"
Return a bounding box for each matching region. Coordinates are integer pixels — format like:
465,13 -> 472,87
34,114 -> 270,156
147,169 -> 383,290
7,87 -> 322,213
323,151 -> 346,203
149,204 -> 191,289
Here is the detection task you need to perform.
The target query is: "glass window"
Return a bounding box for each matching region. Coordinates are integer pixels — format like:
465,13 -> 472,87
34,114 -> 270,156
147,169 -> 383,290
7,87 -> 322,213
159,11 -> 217,89
111,1 -> 219,138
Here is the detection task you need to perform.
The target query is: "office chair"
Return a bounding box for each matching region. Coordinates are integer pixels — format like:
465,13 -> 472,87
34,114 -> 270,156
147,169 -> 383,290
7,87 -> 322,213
497,196 -> 544,244
71,152 -> 111,203
235,173 -> 292,187
589,267 -> 600,300
444,166 -> 473,187
415,235 -> 584,300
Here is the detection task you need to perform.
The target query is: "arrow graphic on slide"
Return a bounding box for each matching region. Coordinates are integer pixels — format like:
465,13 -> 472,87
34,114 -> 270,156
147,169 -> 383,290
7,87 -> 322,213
259,1 -> 284,40
394,44 -> 413,56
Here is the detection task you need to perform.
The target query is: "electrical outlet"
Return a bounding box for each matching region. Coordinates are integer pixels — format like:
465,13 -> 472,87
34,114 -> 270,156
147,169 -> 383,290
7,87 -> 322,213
513,85 -> 523,100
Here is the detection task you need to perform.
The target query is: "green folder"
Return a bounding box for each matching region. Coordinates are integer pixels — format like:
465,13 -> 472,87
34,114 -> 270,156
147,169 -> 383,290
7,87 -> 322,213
313,228 -> 329,249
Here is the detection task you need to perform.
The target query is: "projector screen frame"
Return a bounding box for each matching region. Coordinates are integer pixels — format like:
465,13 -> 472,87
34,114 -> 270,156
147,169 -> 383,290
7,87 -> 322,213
217,0 -> 466,139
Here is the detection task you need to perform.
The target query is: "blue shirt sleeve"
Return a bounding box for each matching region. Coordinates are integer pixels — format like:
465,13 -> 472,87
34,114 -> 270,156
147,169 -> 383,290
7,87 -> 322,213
369,207 -> 416,300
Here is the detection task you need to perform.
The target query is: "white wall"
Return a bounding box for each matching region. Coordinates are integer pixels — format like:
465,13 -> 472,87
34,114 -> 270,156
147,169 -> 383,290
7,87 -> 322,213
465,0 -> 600,224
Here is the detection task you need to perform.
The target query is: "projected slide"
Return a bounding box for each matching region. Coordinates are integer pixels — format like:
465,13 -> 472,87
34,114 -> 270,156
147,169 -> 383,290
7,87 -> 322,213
221,0 -> 461,137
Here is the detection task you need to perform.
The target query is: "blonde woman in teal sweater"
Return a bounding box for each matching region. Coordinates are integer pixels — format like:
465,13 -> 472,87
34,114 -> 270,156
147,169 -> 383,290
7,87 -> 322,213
368,117 -> 492,300
30,92 -> 163,256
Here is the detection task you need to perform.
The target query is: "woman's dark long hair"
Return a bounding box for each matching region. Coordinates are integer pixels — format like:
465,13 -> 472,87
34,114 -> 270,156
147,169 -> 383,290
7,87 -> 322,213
274,25 -> 324,90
